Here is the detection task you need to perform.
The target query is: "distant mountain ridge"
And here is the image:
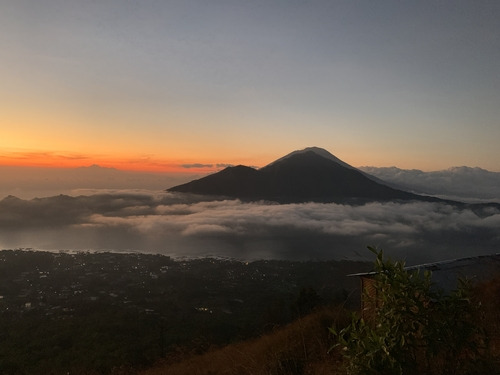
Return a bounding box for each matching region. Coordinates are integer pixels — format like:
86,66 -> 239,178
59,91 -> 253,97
168,147 -> 440,204
359,165 -> 500,202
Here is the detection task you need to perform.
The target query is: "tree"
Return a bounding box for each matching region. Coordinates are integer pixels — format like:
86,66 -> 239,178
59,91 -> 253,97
331,247 -> 491,375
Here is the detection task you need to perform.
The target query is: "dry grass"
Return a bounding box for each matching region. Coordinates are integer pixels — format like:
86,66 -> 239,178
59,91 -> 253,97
474,274 -> 500,357
139,274 -> 500,375
139,306 -> 350,375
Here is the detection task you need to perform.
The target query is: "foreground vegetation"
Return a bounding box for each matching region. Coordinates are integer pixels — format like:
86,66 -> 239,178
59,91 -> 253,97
140,306 -> 350,375
142,250 -> 500,375
333,248 -> 497,375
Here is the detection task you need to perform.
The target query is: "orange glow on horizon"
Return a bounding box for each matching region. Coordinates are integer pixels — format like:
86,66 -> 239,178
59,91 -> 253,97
0,150 -> 233,174
0,148 -> 446,174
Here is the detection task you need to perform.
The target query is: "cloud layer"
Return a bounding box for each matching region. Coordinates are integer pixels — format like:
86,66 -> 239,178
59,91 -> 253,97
1,192 -> 499,264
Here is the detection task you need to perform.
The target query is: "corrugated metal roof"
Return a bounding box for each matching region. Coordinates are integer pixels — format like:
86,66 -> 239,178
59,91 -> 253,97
405,253 -> 500,272
349,253 -> 500,292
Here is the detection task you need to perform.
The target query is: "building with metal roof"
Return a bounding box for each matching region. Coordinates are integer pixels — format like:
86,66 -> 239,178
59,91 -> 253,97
350,253 -> 500,319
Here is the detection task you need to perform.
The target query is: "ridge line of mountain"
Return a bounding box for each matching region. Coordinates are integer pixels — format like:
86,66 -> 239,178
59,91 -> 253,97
168,147 -> 496,207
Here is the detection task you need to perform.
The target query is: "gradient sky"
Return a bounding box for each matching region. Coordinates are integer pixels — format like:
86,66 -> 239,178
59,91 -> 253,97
1,0 -> 499,173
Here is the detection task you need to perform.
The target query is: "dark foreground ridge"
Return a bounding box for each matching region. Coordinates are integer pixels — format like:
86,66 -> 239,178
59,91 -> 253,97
168,147 -> 448,204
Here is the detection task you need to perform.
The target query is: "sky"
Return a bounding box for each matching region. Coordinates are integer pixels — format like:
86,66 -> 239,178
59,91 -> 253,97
1,0 -> 500,173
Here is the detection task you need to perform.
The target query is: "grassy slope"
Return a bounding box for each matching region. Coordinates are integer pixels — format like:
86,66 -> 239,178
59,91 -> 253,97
140,275 -> 500,375
140,306 -> 350,375
474,274 -> 500,356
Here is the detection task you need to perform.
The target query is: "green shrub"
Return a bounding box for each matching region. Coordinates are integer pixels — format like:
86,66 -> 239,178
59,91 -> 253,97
331,247 -> 490,375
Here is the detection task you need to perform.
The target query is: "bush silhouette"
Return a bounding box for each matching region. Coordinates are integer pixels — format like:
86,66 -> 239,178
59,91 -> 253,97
331,247 -> 492,375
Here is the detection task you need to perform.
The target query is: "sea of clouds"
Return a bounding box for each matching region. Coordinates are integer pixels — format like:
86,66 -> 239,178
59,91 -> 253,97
1,191 -> 499,265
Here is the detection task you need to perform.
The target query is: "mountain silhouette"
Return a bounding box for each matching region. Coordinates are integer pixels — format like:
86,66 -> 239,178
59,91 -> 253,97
167,147 -> 441,203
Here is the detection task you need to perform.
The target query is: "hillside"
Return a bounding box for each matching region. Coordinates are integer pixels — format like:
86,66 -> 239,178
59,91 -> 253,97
141,274 -> 500,375
0,250 -> 369,374
140,306 -> 350,375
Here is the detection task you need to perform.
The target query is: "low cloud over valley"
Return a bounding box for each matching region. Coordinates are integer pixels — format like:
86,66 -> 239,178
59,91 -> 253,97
1,192 -> 499,264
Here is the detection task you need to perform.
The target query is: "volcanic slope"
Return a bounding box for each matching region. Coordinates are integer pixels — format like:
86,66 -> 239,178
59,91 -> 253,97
168,147 -> 440,204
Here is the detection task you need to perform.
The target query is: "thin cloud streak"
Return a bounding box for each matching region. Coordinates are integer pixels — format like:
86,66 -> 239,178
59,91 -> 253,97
0,192 -> 498,264
181,163 -> 214,169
